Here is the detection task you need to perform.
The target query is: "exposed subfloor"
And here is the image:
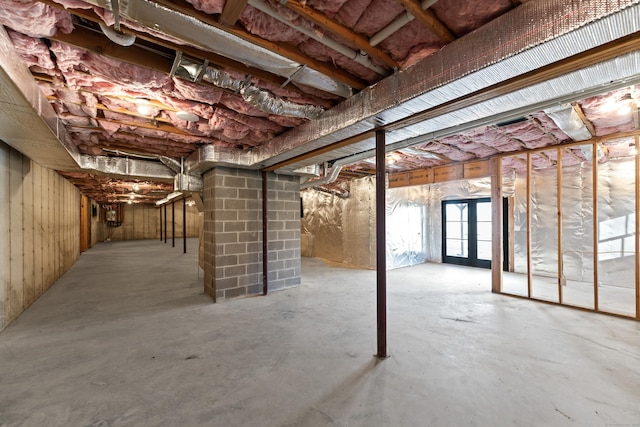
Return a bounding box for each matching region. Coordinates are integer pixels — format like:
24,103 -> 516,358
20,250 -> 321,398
1,239 -> 639,427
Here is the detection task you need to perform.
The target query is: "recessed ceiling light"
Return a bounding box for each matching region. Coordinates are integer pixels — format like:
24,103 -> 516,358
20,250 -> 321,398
175,110 -> 200,122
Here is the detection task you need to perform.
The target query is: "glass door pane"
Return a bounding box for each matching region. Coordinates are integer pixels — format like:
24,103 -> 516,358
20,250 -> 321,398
476,201 -> 492,261
445,203 -> 468,258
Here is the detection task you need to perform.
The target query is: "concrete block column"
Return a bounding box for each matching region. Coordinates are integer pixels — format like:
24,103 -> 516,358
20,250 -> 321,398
203,167 -> 300,301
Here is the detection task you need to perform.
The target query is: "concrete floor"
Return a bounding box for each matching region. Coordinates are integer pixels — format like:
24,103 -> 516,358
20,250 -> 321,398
1,240 -> 639,427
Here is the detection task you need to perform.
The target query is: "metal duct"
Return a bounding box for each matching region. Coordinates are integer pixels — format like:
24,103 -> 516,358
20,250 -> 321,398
255,0 -> 640,167
300,150 -> 385,189
77,155 -> 175,181
247,0 -> 388,76
543,105 -> 593,141
84,0 -> 353,97
201,68 -> 325,119
185,144 -> 259,175
158,155 -> 181,173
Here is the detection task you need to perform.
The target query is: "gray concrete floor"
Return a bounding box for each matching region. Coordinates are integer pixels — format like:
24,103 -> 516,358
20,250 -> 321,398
1,239 -> 640,427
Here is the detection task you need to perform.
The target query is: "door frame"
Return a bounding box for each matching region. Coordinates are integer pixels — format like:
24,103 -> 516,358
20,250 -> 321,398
442,197 -> 492,269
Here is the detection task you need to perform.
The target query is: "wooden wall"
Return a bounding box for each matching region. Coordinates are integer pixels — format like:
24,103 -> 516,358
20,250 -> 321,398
96,202 -> 201,242
0,142 -> 80,331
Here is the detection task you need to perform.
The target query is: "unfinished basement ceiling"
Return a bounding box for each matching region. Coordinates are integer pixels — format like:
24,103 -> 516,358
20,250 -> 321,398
0,0 -> 639,203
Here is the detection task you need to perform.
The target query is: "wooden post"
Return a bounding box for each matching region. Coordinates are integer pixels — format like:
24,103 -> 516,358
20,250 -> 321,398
593,142 -> 599,311
171,201 -> 175,248
557,148 -> 563,304
635,135 -> 640,320
527,153 -> 532,298
491,156 -> 502,293
183,198 -> 187,254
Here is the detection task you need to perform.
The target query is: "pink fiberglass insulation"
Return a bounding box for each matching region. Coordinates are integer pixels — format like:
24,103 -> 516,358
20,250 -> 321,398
603,137 -> 636,158
72,50 -> 174,95
461,126 -> 523,153
421,141 -> 476,162
0,0 -> 73,38
498,120 -> 557,150
172,78 -> 224,106
185,0 -> 224,15
268,115 -> 307,128
438,133 -> 498,158
431,0 -> 513,38
7,30 -> 59,76
380,19 -> 443,63
501,155 -> 527,173
299,38 -> 380,82
220,92 -> 270,118
305,0 -> 351,16
333,0 -> 372,29
578,90 -> 636,136
239,5 -> 310,43
529,112 -> 571,144
353,0 -> 405,36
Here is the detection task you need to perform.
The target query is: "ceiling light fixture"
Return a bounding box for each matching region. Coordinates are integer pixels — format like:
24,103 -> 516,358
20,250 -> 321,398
175,110 -> 200,122
132,183 -> 139,192
135,99 -> 152,116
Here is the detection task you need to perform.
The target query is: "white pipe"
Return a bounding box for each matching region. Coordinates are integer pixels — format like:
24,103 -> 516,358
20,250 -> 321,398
247,0 -> 389,76
370,0 -> 439,47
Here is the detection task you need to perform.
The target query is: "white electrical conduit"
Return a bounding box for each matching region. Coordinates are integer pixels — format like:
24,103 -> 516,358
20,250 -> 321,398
247,0 -> 389,76
370,0 -> 439,47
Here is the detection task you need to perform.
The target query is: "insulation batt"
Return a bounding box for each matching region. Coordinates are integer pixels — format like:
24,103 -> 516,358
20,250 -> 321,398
352,0 -> 405,36
172,78 -> 224,106
499,121 -> 557,149
299,38 -> 379,82
530,112 -> 571,143
7,30 -> 59,75
431,0 -> 513,37
0,0 -> 73,37
185,0 -> 224,15
333,0 -> 371,29
439,133 -> 497,157
240,5 -> 310,43
380,19 -> 443,62
579,90 -> 636,136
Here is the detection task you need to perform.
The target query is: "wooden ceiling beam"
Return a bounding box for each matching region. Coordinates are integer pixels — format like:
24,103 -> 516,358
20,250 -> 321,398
220,0 -> 248,26
280,0 -> 398,69
395,0 -> 455,43
155,0 -> 367,90
571,103 -> 597,137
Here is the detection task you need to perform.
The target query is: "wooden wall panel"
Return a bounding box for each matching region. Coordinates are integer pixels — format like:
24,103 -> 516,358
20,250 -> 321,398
33,163 -> 43,299
8,149 -> 24,323
0,144 -> 9,330
0,143 -> 82,331
22,157 -> 35,307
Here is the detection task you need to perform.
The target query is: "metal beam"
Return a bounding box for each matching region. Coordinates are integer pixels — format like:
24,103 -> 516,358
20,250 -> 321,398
375,130 -> 388,359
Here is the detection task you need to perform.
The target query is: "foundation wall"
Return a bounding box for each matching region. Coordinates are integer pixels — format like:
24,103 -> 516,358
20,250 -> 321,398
0,141 -> 80,331
97,203 -> 201,242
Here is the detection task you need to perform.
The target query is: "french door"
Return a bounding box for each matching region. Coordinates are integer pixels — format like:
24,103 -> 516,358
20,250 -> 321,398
442,198 -> 492,269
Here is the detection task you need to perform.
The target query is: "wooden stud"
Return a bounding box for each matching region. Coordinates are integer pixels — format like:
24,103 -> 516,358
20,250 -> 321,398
636,135 -> 640,319
526,153 -> 532,298
220,0 -> 248,26
593,142 -> 599,311
395,0 -> 455,43
281,0 -> 398,68
491,156 -> 503,293
557,148 -> 563,304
